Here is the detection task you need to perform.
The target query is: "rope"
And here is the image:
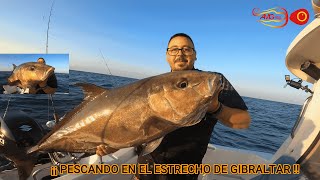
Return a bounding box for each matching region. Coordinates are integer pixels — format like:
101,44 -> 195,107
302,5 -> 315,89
3,95 -> 12,119
47,94 -> 50,122
49,94 -> 59,122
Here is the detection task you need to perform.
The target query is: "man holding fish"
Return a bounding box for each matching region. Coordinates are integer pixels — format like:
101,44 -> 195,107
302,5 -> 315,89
35,57 -> 57,94
5,57 -> 57,94
97,33 -> 251,180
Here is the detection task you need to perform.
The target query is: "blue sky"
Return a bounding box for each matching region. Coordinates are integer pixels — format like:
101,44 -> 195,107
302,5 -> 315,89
0,0 -> 315,104
0,54 -> 69,73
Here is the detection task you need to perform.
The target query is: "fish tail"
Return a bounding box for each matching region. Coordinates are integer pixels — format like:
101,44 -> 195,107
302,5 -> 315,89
15,158 -> 36,180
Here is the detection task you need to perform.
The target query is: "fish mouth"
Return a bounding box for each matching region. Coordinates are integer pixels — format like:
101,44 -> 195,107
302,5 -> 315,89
208,76 -> 220,96
48,67 -> 55,75
180,100 -> 211,127
192,76 -> 219,98
7,76 -> 21,86
178,75 -> 219,127
7,76 -> 14,84
42,67 -> 55,80
7,80 -> 21,86
7,70 -> 16,84
181,110 -> 207,127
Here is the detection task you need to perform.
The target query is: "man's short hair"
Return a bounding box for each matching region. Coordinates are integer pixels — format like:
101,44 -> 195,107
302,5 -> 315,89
168,33 -> 195,48
37,57 -> 46,64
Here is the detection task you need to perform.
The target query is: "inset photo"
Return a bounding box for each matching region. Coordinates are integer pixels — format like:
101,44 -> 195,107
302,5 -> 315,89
0,54 -> 69,94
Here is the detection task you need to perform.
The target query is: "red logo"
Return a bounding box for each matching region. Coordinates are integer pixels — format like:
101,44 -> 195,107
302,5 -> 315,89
290,9 -> 309,25
253,7 -> 310,28
252,7 -> 288,28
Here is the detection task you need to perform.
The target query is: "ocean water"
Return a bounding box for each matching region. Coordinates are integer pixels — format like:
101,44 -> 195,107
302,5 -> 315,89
0,71 -> 69,94
0,70 -> 302,155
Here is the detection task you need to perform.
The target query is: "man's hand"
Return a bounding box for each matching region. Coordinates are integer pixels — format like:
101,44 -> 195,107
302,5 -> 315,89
96,145 -> 118,156
206,86 -> 251,129
96,145 -> 108,156
36,78 -> 57,94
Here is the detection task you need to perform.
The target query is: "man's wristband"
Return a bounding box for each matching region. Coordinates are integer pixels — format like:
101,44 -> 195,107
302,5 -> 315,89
211,102 -> 223,116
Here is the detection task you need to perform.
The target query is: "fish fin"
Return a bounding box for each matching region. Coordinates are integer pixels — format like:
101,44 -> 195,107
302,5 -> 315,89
27,145 -> 39,154
141,137 -> 164,156
13,64 -> 17,70
34,83 -> 107,146
75,83 -> 107,100
16,158 -> 36,180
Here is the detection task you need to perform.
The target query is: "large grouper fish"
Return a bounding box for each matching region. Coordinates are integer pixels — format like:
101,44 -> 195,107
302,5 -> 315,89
7,62 -> 55,93
29,70 -> 220,155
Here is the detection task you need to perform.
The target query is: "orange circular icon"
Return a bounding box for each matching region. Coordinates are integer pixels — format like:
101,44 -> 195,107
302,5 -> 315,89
297,11 -> 307,22
290,9 -> 309,25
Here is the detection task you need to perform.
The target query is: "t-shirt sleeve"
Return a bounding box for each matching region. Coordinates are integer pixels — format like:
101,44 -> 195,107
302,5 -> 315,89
217,73 -> 248,110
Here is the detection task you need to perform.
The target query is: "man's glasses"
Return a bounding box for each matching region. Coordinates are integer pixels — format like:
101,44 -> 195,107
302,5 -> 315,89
167,47 -> 195,56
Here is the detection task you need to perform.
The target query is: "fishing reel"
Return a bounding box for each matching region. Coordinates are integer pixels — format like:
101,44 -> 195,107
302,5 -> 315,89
0,111 -> 51,172
284,75 -> 313,94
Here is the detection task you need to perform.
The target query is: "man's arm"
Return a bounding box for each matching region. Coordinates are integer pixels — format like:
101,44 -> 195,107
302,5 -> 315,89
38,82 -> 57,94
208,95 -> 251,129
216,105 -> 251,129
207,73 -> 251,129
37,73 -> 57,94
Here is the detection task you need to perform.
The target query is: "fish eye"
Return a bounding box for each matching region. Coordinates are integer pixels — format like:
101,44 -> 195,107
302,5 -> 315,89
30,66 -> 35,71
177,80 -> 188,89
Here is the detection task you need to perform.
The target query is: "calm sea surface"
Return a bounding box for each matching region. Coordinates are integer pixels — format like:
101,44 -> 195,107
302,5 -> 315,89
0,70 -> 302,155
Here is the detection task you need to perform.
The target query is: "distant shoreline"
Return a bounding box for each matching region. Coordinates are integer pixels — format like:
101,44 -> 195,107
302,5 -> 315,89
70,69 -> 138,80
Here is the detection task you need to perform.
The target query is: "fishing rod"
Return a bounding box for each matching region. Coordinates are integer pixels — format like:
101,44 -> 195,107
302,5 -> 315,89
46,0 -> 55,54
43,0 -> 82,168
99,49 -> 113,76
45,0 -> 59,123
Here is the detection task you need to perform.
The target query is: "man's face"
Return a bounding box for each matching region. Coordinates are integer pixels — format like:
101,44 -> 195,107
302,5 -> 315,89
166,36 -> 196,71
